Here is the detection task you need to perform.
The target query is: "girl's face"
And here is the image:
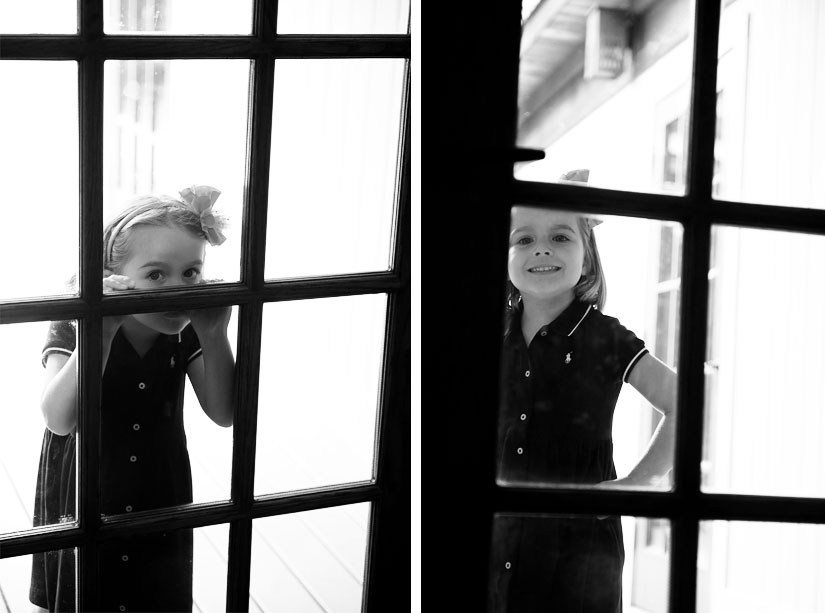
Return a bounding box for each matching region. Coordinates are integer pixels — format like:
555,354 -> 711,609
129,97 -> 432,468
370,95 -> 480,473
118,225 -> 206,335
508,207 -> 586,306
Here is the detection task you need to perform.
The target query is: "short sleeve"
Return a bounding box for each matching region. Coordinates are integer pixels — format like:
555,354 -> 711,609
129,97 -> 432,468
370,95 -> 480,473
42,320 -> 77,367
602,314 -> 648,383
181,324 -> 203,364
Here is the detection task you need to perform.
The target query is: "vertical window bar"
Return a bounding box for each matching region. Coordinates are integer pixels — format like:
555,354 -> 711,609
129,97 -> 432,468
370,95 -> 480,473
363,69 -> 411,611
670,1 -> 722,612
78,2 -> 105,610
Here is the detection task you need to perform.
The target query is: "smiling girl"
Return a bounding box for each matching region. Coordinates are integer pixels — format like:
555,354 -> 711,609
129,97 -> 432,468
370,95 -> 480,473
490,172 -> 677,612
30,186 -> 235,613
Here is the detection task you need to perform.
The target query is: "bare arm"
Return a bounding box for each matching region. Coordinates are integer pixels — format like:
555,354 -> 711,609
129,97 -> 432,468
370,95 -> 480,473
612,352 -> 678,487
186,306 -> 235,428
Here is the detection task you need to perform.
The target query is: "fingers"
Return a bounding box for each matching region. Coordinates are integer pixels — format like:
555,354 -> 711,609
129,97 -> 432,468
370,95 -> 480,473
103,274 -> 135,293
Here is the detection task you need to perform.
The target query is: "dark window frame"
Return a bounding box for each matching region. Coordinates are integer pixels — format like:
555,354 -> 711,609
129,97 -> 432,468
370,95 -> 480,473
0,1 -> 411,611
428,2 -> 825,612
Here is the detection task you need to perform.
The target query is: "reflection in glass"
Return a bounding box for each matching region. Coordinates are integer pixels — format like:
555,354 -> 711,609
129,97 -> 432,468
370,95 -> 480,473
714,0 -> 825,208
0,549 -> 78,612
702,226 -> 825,498
255,295 -> 386,495
0,0 -> 76,34
498,209 -> 679,489
488,514 -> 670,613
697,521 -> 825,613
104,59 -> 249,283
0,61 -> 78,300
515,1 -> 695,194
276,0 -> 409,34
250,503 -> 370,612
0,321 -> 77,536
266,59 -> 405,279
104,0 -> 253,34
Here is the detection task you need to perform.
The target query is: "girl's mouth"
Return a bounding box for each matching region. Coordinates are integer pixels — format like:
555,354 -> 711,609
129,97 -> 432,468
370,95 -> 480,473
528,266 -> 560,273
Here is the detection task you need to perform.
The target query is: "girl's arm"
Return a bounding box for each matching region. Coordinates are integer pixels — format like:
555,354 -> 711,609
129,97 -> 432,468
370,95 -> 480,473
40,321 -> 121,436
612,352 -> 678,487
186,306 -> 235,428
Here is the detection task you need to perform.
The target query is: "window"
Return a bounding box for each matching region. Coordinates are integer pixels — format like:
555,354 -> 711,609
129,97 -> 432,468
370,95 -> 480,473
0,1 -> 410,610
427,1 -> 825,612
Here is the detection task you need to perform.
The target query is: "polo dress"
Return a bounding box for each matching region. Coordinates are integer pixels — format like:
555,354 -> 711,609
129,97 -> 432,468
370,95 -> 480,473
30,319 -> 202,613
489,299 -> 648,613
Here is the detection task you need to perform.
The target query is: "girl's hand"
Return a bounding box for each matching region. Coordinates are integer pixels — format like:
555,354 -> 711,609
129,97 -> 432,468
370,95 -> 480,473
102,270 -> 134,339
186,305 -> 232,340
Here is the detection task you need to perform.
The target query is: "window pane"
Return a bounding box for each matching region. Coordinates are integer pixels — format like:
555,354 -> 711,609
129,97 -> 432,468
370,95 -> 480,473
0,320 -> 78,535
714,0 -> 825,208
2,548 -> 77,612
515,2 -> 695,194
702,226 -> 825,497
250,503 -> 370,612
497,209 -> 679,490
193,523 -> 229,611
276,0 -> 409,34
104,59 -> 249,283
255,295 -> 386,495
0,61 -> 78,300
698,521 -> 825,612
489,514 -> 671,612
0,0 -> 76,33
266,59 -> 404,279
104,0 -> 252,34
97,305 -> 236,517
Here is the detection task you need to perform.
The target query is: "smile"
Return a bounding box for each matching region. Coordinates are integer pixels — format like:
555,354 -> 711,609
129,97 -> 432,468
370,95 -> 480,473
528,266 -> 560,273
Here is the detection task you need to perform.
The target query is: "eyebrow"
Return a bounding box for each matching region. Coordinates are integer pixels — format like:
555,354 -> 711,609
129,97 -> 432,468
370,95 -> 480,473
510,224 -> 577,236
138,260 -> 203,269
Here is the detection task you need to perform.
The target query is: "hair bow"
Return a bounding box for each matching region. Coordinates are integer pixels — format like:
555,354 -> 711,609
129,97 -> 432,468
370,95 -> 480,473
179,185 -> 227,246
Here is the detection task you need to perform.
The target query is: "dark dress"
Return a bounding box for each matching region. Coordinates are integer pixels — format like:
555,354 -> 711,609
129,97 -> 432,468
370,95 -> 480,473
30,320 -> 203,612
489,299 -> 648,613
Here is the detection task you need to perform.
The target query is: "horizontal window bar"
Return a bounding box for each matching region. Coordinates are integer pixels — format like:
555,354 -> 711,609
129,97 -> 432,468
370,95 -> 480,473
0,35 -> 410,60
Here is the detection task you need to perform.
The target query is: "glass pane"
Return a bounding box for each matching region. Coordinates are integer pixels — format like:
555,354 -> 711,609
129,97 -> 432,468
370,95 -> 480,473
697,521 -> 825,613
0,0 -> 76,33
702,226 -> 825,498
714,0 -> 825,208
96,305 -> 237,517
1,549 -> 77,612
0,61 -> 78,300
250,503 -> 370,612
515,2 -> 695,194
489,514 -> 671,612
104,0 -> 253,34
266,59 -> 404,279
0,320 -> 78,535
276,0 -> 409,34
104,59 -> 249,283
497,209 -> 679,490
255,295 -> 386,495
193,523 -> 229,611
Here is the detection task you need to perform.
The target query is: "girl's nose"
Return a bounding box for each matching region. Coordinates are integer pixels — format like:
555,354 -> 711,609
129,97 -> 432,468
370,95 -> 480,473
535,247 -> 553,256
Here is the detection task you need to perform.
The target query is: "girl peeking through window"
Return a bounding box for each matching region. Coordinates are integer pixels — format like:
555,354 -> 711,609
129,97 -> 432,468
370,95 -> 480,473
30,186 -> 235,613
490,170 -> 677,613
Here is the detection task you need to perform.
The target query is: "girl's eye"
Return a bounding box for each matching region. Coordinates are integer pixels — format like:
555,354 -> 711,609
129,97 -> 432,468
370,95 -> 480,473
184,269 -> 201,279
553,234 -> 571,242
516,236 -> 533,246
148,271 -> 163,281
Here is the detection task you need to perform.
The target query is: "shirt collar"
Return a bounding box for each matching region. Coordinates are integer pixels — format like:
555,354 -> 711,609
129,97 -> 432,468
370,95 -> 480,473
504,299 -> 594,342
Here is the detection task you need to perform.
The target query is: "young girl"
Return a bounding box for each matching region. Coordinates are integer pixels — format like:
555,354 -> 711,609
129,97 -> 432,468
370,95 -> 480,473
30,186 -> 235,613
489,171 -> 677,612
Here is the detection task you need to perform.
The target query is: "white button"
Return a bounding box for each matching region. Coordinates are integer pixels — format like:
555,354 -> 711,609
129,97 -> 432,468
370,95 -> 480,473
540,330 -> 547,336
520,413 -> 527,421
138,382 -> 146,390
130,455 -> 137,462
505,562 -> 511,569
121,555 -> 129,562
119,606 -> 126,612
525,370 -> 530,377
517,447 -> 524,455
125,505 -> 133,512
133,423 -> 140,431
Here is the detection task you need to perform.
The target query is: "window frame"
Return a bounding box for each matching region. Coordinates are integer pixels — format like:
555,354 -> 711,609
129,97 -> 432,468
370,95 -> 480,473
0,1 -> 411,611
427,2 -> 825,612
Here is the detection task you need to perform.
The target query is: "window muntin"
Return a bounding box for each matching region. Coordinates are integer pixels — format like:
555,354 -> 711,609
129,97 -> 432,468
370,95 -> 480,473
0,61 -> 79,301
255,295 -> 387,496
104,0 -> 253,35
266,59 -> 405,280
275,0 -> 410,34
250,502 -> 371,611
